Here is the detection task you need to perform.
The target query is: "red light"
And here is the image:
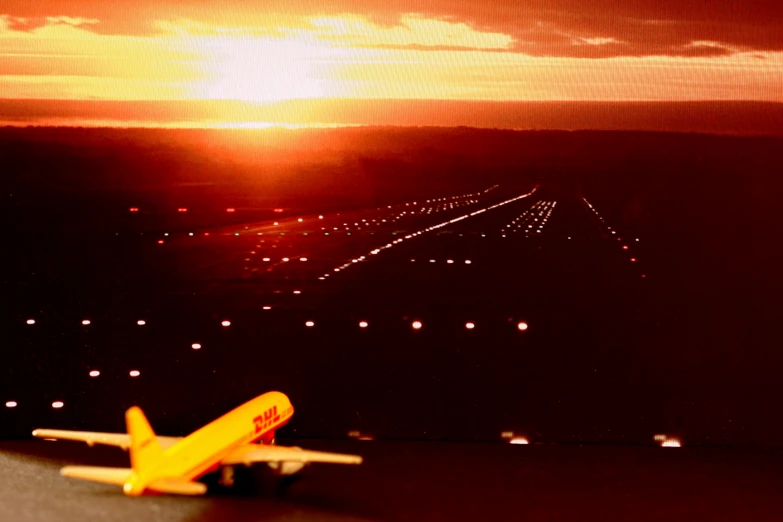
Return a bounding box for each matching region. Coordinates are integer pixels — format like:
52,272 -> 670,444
157,240 -> 164,244
641,274 -> 647,279
274,208 -> 284,213
226,208 -> 235,213
129,207 -> 139,212
204,232 -> 210,236
630,258 -> 637,262
622,246 -> 629,250
177,208 -> 188,213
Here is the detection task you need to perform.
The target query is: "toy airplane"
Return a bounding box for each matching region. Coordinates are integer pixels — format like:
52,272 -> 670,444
32,391 -> 362,496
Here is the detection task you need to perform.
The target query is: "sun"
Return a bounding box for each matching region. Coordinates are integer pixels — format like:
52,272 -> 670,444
190,36 -> 338,102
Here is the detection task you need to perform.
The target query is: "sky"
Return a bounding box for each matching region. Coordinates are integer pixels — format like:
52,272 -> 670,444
1,0 -> 782,127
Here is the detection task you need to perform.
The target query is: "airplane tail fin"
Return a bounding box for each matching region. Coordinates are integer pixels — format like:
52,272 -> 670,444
126,406 -> 163,474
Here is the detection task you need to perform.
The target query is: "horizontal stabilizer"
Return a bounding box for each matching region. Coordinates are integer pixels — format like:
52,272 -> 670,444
147,478 -> 207,496
61,466 -> 131,486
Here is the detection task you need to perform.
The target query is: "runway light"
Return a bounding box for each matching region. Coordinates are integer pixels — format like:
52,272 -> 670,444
412,320 -> 423,330
447,259 -> 454,264
262,306 -> 272,310
359,321 -> 369,328
305,321 -> 315,327
274,222 -> 279,226
465,260 -> 472,264
157,240 -> 164,244
52,401 -> 64,409
191,343 -> 201,350
129,207 -> 139,212
319,215 -> 323,219
177,208 -> 188,212
129,370 -> 140,377
89,370 -> 100,377
622,246 -> 629,250
429,259 -> 436,263
282,257 -> 290,262
226,208 -> 235,212
5,401 -> 17,408
517,321 -> 529,331
299,257 -> 307,261
465,322 -> 475,330
293,290 -> 302,294
630,258 -> 637,262
221,320 -> 231,327
510,437 -> 529,445
661,439 -> 681,448
298,218 -> 303,222
26,319 -> 35,325
263,257 -> 271,261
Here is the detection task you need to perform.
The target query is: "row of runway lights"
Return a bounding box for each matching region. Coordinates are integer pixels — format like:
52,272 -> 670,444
322,187 -> 538,280
22,318 -> 528,331
131,185 -> 499,216
582,197 -> 646,277
502,201 -> 556,236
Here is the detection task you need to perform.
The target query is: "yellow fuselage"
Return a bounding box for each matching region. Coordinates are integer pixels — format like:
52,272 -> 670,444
132,391 -> 293,492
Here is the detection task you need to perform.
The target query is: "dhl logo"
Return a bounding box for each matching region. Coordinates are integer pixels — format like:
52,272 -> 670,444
253,406 -> 279,434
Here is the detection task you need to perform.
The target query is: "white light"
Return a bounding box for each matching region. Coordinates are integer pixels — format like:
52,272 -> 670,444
465,260 -> 472,264
26,319 -> 35,325
447,259 -> 454,264
299,257 -> 307,261
274,222 -> 279,226
221,320 -> 231,327
262,306 -> 272,310
517,322 -> 529,331
319,215 -> 323,219
52,401 -> 64,409
129,370 -> 140,377
661,439 -> 681,448
293,290 -> 302,294
510,437 -> 529,445
89,370 -> 100,377
465,322 -> 475,330
137,320 -> 146,326
282,257 -> 290,262
191,343 -> 201,350
5,401 -> 17,408
412,320 -> 423,330
81,319 -> 91,325
263,257 -> 270,261
305,321 -> 315,327
429,259 -> 436,263
298,218 -> 303,222
359,321 -> 369,328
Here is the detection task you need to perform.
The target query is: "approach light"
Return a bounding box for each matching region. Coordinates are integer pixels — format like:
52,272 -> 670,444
412,320 -> 423,330
191,343 -> 201,350
517,322 -> 529,331
129,370 -> 140,377
52,401 -> 64,409
221,320 -> 231,327
89,370 -> 100,377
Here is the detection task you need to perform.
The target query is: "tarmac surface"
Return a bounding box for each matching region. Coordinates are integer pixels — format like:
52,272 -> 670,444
2,440 -> 783,522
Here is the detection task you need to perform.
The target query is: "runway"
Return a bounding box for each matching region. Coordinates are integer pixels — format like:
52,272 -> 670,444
2,440 -> 782,522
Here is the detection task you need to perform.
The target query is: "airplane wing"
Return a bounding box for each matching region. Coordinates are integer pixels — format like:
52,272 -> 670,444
32,429 -> 182,450
221,444 -> 363,467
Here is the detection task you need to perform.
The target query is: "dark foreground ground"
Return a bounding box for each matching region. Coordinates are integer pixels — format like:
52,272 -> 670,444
2,440 -> 783,522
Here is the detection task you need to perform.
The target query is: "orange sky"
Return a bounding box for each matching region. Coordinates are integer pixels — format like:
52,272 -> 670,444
1,1 -> 781,125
